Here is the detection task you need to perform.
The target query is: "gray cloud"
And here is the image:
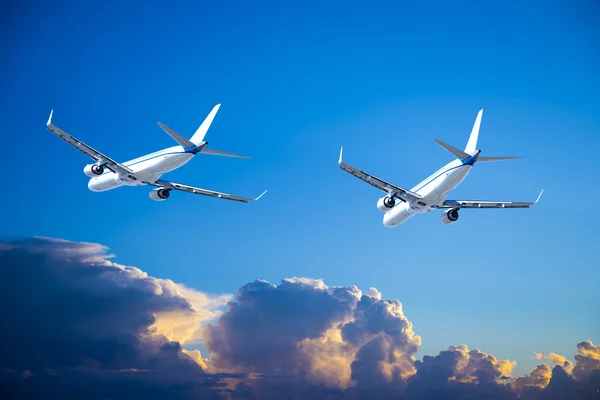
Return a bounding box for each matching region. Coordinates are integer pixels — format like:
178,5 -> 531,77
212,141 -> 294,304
203,276 -> 421,390
203,277 -> 358,376
1,237 -> 599,400
0,237 -> 232,398
402,344 -> 518,400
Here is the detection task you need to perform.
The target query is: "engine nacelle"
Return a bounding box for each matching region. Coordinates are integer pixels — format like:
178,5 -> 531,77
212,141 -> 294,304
83,164 -> 104,177
440,208 -> 459,224
149,188 -> 171,201
377,196 -> 396,212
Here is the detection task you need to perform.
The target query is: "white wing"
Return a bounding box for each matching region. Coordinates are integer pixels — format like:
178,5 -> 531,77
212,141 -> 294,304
439,190 -> 544,209
338,147 -> 421,202
149,179 -> 267,203
46,110 -> 133,176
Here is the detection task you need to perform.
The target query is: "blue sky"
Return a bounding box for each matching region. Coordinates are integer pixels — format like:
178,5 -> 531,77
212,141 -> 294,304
2,0 -> 599,376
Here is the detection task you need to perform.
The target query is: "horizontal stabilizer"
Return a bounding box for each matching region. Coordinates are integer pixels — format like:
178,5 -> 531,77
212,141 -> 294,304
200,148 -> 251,159
477,156 -> 522,163
434,139 -> 470,160
157,122 -> 195,148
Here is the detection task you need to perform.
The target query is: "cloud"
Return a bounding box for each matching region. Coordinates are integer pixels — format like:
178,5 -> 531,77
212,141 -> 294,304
572,340 -> 600,381
535,351 -> 574,373
1,237 -> 599,400
513,364 -> 552,391
401,344 -> 518,399
203,277 -> 421,391
0,237 -> 228,376
0,368 -> 224,400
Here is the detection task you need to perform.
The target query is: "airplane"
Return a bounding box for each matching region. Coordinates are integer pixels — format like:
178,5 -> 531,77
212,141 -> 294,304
338,109 -> 543,227
46,104 -> 267,203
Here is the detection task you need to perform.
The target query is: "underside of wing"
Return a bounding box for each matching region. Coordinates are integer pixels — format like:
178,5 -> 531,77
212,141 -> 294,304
149,179 -> 267,203
46,110 -> 132,175
337,147 -> 421,202
439,190 -> 544,209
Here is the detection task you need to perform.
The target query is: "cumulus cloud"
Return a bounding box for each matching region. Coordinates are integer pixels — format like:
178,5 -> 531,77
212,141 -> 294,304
400,344 -> 518,399
572,340 -> 600,381
514,364 -> 552,391
203,276 -> 421,391
0,237 -> 234,398
1,237 -> 599,400
522,341 -> 600,398
203,277 -> 356,376
535,351 -> 574,373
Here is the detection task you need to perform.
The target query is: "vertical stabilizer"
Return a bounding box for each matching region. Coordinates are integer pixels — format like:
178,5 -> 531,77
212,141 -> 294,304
465,109 -> 483,155
190,104 -> 221,145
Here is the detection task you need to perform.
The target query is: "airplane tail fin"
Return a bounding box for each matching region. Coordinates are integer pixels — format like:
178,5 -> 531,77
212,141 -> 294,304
465,109 -> 483,155
190,104 -> 221,146
436,110 -> 522,163
189,104 -> 251,158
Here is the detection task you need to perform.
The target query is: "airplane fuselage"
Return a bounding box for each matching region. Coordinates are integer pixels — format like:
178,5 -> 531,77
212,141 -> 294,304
48,104 -> 261,203
383,158 -> 473,227
339,109 -> 540,228
87,145 -> 195,192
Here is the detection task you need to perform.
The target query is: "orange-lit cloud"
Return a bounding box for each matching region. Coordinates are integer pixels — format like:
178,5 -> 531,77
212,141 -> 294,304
1,237 -> 599,400
573,340 -> 600,381
535,351 -> 574,373
513,364 -> 552,390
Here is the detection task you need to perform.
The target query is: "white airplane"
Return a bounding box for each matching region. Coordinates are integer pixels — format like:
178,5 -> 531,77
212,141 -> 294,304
46,104 -> 267,203
338,109 -> 543,227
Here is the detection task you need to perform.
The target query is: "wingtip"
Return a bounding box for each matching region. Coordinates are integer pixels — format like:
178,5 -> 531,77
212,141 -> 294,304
338,146 -> 343,164
535,189 -> 544,203
255,189 -> 268,201
47,109 -> 54,126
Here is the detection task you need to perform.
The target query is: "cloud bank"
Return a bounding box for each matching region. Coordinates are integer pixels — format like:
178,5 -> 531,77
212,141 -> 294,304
0,237 -> 598,399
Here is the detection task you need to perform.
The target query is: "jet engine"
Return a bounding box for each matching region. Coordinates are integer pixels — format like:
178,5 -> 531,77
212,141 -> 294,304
149,188 -> 171,201
440,208 -> 459,224
377,196 -> 396,212
83,164 -> 104,177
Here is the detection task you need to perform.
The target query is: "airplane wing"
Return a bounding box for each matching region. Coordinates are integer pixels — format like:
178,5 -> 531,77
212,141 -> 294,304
438,190 -> 544,209
337,147 -> 421,202
148,179 -> 267,203
46,110 -> 133,175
